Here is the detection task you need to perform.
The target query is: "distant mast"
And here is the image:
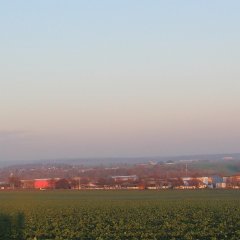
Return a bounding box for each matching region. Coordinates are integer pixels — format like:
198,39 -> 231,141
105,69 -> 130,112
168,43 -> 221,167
185,163 -> 188,177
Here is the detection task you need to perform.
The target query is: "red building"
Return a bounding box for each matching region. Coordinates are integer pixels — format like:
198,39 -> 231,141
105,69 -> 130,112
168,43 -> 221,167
34,179 -> 55,189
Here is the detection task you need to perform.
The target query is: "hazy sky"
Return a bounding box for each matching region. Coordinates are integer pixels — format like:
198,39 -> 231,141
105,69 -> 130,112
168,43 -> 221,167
1,1 -> 240,162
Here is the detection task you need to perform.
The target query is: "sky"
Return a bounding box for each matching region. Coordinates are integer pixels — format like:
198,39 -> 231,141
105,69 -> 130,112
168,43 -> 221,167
0,1 -> 240,162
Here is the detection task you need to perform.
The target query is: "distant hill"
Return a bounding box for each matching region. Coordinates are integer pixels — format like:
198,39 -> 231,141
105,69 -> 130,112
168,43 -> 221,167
1,153 -> 240,168
39,153 -> 240,166
190,159 -> 240,175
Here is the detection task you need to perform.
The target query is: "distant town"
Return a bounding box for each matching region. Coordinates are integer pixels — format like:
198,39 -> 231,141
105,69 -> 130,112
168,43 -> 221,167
0,156 -> 239,191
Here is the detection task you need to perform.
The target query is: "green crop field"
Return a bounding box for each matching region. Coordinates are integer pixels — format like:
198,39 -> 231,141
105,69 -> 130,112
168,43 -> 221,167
0,190 -> 240,240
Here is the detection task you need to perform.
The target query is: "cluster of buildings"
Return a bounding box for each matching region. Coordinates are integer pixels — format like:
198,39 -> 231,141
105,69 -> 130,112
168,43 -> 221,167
0,174 -> 240,190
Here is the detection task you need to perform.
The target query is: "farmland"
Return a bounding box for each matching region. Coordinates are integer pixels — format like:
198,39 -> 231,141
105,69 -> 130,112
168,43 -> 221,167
0,190 -> 240,240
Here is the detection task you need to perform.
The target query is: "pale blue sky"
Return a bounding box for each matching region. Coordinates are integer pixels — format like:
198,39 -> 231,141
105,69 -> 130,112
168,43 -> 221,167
0,1 -> 240,161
